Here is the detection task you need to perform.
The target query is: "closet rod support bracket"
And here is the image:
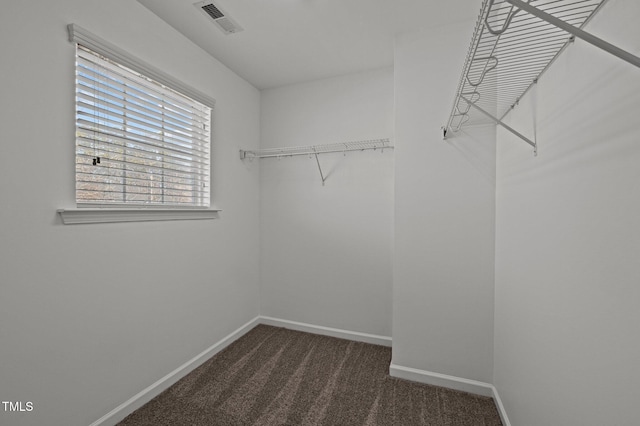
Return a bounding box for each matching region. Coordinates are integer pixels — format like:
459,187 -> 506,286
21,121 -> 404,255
314,152 -> 327,186
239,149 -> 256,160
461,96 -> 537,154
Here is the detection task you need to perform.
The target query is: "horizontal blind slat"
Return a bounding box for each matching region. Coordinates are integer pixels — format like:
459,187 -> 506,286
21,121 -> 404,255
77,134 -> 209,164
77,137 -> 210,169
75,73 -> 209,125
77,154 -> 208,179
76,181 -> 208,197
77,161 -> 207,184
76,72 -> 209,123
76,191 -> 208,206
76,116 -> 210,154
76,89 -> 208,137
77,48 -> 210,117
76,104 -> 209,143
77,175 -> 206,193
76,115 -> 210,154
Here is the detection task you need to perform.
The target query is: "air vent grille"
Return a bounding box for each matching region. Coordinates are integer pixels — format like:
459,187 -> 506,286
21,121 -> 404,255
201,3 -> 224,19
194,1 -> 244,35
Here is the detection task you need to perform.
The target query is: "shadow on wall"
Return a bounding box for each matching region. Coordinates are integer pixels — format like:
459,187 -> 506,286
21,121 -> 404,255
499,59 -> 640,182
447,124 -> 497,187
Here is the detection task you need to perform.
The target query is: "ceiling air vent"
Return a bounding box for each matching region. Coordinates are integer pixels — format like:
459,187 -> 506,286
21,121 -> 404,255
194,1 -> 243,35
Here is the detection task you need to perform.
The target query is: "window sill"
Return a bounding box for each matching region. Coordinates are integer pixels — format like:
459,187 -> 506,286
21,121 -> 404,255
57,208 -> 220,225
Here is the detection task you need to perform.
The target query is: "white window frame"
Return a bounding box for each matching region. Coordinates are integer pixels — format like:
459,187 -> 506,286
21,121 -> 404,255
59,24 -> 220,224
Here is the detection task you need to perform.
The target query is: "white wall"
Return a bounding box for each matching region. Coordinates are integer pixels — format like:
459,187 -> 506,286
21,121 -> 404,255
259,69 -> 394,337
0,1 -> 260,425
494,0 -> 640,424
392,23 -> 496,383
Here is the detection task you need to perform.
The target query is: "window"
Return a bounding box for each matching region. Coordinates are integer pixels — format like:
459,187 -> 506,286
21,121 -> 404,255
71,25 -> 213,209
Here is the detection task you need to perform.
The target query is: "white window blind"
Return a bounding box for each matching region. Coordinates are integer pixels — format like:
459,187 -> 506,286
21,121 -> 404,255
75,45 -> 212,207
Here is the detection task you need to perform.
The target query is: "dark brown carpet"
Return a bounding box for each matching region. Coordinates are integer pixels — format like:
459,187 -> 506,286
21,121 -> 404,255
118,325 -> 502,426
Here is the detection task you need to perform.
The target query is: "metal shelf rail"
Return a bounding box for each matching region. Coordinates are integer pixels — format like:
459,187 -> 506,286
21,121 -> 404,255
443,0 -> 640,155
239,138 -> 392,185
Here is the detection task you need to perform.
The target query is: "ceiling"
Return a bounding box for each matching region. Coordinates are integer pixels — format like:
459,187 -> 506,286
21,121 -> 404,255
137,0 -> 480,90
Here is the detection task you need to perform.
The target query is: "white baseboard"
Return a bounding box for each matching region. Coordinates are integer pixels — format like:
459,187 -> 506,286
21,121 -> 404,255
91,316 -> 515,426
491,385 -> 512,426
89,316 -> 261,426
389,363 -> 513,425
389,362 -> 494,397
259,316 -> 392,347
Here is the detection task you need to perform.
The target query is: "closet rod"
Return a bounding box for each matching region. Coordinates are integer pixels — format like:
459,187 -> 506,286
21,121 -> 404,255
239,138 -> 393,186
506,0 -> 640,69
239,138 -> 392,160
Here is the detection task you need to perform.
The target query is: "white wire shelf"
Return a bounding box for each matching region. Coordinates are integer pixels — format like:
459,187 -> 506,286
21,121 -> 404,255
444,0 -> 639,153
239,138 -> 392,160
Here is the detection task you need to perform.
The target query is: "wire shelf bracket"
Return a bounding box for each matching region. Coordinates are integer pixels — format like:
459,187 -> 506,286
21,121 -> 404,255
239,138 -> 393,186
443,0 -> 640,154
